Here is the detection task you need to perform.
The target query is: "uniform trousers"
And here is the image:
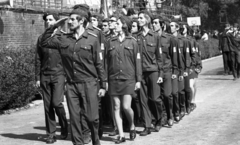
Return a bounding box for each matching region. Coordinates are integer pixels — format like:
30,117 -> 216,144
162,72 -> 172,120
230,51 -> 240,78
140,71 -> 163,127
222,51 -> 231,73
184,76 -> 192,111
178,78 -> 185,114
66,81 -> 100,145
40,74 -> 67,136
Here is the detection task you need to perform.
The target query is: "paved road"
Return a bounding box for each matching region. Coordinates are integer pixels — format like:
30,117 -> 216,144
1,56 -> 240,145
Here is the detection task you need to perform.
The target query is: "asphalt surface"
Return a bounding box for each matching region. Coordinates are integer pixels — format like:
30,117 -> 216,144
1,55 -> 240,145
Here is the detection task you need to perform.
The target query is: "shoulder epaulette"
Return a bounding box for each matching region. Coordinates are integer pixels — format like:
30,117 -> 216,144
88,32 -> 97,38
92,25 -> 101,31
130,36 -> 137,41
60,30 -> 67,34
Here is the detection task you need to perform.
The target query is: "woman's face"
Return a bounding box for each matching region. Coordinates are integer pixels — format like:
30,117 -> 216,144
131,22 -> 138,33
115,19 -> 123,33
138,13 -> 147,27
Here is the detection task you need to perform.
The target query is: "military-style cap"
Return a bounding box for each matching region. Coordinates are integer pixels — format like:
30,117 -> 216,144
179,21 -> 188,26
119,15 -> 132,31
138,10 -> 153,20
91,13 -> 104,20
152,14 -> 163,21
70,9 -> 88,18
72,4 -> 90,11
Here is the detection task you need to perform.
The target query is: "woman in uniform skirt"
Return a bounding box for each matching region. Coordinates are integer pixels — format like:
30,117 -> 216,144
105,15 -> 142,144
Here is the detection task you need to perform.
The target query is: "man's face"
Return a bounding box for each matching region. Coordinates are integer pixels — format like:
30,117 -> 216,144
91,17 -> 98,27
45,15 -> 56,28
182,25 -> 187,34
131,22 -> 138,33
102,22 -> 109,33
138,13 -> 147,27
68,14 -> 82,31
170,22 -> 179,34
115,19 -> 123,33
152,19 -> 161,32
109,17 -> 117,30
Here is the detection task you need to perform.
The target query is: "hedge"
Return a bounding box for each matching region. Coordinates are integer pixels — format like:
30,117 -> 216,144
198,37 -> 220,60
0,37 -> 220,111
0,47 -> 37,111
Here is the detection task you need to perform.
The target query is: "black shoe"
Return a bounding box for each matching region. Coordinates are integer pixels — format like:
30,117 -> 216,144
60,124 -> 68,140
139,128 -> 151,136
129,129 -> 136,140
190,103 -> 197,112
174,116 -> 180,123
186,108 -> 191,115
115,136 -> 126,144
180,111 -> 185,120
153,120 -> 162,132
109,129 -> 119,136
46,135 -> 56,144
167,119 -> 173,127
83,135 -> 91,144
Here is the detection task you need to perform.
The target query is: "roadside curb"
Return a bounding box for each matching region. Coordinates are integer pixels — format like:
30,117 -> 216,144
202,55 -> 221,62
0,100 -> 43,115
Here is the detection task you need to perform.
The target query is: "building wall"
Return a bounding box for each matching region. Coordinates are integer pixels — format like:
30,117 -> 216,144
0,10 -> 45,48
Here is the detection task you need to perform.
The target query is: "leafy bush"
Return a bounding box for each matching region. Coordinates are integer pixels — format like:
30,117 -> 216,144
0,47 -> 36,111
198,37 -> 220,60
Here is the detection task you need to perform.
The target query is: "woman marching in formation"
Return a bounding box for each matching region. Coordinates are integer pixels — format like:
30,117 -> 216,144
105,15 -> 142,143
36,3 -> 202,144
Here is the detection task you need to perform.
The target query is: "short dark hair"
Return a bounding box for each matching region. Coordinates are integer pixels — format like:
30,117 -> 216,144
43,12 -> 59,21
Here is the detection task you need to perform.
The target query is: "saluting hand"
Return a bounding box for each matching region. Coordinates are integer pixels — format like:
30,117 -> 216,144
157,77 -> 163,84
98,89 -> 106,97
135,82 -> 141,90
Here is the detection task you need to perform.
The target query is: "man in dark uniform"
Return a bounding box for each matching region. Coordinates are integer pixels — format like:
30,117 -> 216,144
40,7 -> 107,145
137,11 -> 164,135
152,15 -> 179,127
72,4 -> 106,142
220,23 -> 232,75
35,12 -> 68,144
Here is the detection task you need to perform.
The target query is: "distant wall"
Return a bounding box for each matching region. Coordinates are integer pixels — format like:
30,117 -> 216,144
0,10 -> 45,48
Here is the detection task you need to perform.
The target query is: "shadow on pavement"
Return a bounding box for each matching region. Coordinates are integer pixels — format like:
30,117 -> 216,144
33,126 -> 61,132
100,136 -> 114,142
1,133 -> 46,142
202,78 -> 233,80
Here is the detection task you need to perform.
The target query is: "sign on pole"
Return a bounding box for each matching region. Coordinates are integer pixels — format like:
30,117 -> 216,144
187,17 -> 201,26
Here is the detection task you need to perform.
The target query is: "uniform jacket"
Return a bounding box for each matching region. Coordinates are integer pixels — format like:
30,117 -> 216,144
40,26 -> 107,89
194,41 -> 202,71
136,30 -> 164,78
35,31 -> 64,81
105,35 -> 142,82
160,32 -> 178,75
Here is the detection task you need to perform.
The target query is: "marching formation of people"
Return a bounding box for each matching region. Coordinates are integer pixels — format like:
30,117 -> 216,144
35,4 -> 202,145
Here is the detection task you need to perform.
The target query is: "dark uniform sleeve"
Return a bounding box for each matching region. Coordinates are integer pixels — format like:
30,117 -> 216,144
133,39 -> 142,82
190,39 -> 197,70
35,35 -> 42,81
177,39 -> 184,76
218,34 -> 222,51
156,35 -> 164,78
197,43 -> 203,72
170,37 -> 179,75
93,38 -> 107,89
